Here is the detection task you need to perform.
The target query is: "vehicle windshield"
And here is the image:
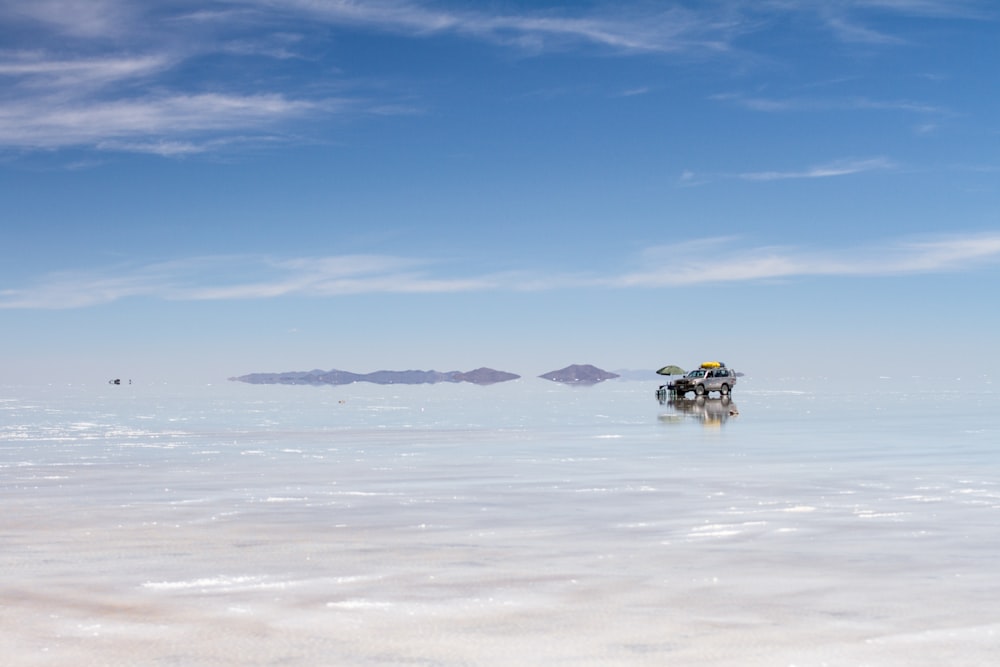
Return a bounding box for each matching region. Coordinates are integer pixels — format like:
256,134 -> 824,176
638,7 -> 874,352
687,370 -> 706,378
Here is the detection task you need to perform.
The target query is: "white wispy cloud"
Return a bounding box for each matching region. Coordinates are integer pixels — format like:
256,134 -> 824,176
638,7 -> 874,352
0,52 -> 171,89
677,170 -> 711,188
3,233 -> 999,309
0,92 -> 322,151
0,2 -> 372,153
679,156 -> 894,186
0,0 -> 136,39
249,0 -> 736,54
0,254 -> 515,309
759,0 -> 992,45
712,92 -> 950,116
610,233 -> 1000,287
834,0 -> 990,20
0,1 -> 987,155
739,157 -> 895,181
252,0 -> 992,52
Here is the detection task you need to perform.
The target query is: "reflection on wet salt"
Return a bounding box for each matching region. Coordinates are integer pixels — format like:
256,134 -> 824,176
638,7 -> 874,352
658,395 -> 740,426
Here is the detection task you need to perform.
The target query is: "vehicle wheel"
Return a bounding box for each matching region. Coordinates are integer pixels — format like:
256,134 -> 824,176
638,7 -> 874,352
721,384 -> 730,395
695,384 -> 706,396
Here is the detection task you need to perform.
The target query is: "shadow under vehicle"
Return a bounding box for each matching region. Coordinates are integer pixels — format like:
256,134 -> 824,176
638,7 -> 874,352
657,395 -> 739,426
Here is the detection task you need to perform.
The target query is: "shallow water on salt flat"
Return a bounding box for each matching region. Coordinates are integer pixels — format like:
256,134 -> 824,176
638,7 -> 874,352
2,379 -> 999,665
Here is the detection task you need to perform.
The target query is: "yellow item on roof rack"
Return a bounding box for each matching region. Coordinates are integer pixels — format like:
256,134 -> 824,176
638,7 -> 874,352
700,361 -> 722,369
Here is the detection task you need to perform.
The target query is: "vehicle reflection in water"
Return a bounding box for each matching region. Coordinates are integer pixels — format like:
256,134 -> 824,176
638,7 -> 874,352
657,395 -> 739,427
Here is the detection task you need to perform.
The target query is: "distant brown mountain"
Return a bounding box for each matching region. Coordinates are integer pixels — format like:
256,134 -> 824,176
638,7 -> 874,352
230,367 -> 520,386
539,364 -> 620,384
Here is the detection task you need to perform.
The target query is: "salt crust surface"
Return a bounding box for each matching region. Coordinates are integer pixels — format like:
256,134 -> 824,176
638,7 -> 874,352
2,380 -> 999,665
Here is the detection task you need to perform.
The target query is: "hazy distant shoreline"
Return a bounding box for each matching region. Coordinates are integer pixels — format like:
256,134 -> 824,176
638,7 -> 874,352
231,364 -> 632,386
230,367 -> 521,386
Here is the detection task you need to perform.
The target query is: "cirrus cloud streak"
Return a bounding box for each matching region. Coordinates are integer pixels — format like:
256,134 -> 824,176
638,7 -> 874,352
3,233 -> 999,309
612,233 -> 1000,287
3,0 -> 986,154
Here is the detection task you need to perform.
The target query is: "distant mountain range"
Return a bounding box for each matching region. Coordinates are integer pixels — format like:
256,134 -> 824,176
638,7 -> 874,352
230,367 -> 521,386
230,363 -> 627,386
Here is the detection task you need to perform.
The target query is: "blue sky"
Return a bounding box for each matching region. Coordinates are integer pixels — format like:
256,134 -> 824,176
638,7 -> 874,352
2,0 -> 999,385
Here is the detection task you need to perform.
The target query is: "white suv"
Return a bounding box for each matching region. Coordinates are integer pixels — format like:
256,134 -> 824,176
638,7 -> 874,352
667,364 -> 737,396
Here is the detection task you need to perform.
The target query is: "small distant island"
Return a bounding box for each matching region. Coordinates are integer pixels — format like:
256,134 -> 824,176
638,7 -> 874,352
230,367 -> 521,386
539,364 -> 620,385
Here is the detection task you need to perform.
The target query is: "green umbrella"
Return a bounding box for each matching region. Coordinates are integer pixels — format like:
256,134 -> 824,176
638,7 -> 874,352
656,365 -> 686,376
